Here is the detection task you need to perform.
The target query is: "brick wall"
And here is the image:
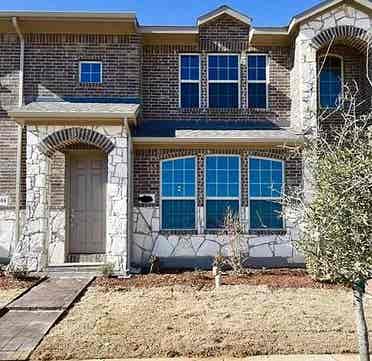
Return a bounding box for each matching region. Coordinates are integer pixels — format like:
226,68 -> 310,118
23,33 -> 142,101
0,34 -> 20,209
142,15 -> 291,126
133,146 -> 302,207
199,13 -> 250,51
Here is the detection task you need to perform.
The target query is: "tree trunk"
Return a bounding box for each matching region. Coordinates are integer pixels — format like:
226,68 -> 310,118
353,280 -> 370,361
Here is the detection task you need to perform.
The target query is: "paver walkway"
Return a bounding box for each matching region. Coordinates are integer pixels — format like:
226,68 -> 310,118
0,277 -> 93,361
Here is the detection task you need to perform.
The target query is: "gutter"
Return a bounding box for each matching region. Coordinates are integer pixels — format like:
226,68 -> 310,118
12,16 -> 24,251
132,136 -> 303,144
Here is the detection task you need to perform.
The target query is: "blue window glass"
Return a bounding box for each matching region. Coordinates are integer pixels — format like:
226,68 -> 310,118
181,83 -> 199,108
247,55 -> 268,109
319,56 -> 342,108
250,200 -> 283,230
209,83 -> 239,108
208,55 -> 239,80
206,200 -> 239,229
206,156 -> 240,229
180,55 -> 200,108
248,83 -> 267,108
249,158 -> 284,229
161,157 -> 196,230
162,200 -> 195,230
208,55 -> 239,108
80,62 -> 102,84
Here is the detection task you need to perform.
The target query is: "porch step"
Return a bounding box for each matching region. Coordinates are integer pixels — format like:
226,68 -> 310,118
48,262 -> 105,277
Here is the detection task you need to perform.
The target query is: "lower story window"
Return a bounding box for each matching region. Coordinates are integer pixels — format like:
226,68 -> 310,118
249,157 -> 284,230
205,155 -> 240,229
161,157 -> 196,230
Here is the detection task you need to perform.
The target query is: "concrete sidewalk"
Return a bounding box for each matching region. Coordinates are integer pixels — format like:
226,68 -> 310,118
63,356 -> 361,361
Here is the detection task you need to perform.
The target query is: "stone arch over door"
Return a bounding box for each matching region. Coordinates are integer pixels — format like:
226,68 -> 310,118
38,127 -> 115,158
311,25 -> 371,54
15,124 -> 130,274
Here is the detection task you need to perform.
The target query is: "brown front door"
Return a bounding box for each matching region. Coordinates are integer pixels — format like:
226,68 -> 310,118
68,151 -> 107,254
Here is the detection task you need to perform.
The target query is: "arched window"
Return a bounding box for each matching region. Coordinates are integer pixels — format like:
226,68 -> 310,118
249,157 -> 284,230
319,55 -> 343,108
160,157 -> 196,230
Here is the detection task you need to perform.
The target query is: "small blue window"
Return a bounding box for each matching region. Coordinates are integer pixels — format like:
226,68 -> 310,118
208,55 -> 239,108
247,55 -> 268,109
249,157 -> 284,230
161,157 -> 196,230
205,155 -> 240,229
80,62 -> 102,84
319,56 -> 342,108
180,55 -> 200,108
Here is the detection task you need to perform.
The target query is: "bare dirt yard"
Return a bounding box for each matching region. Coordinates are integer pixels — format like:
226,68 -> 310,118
0,271 -> 37,307
31,270 -> 369,360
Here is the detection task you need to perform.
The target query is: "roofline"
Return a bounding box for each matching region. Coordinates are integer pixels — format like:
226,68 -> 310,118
0,10 -> 137,20
140,26 -> 198,34
132,136 -> 302,144
288,0 -> 372,32
8,110 -> 139,119
197,5 -> 252,26
252,27 -> 289,35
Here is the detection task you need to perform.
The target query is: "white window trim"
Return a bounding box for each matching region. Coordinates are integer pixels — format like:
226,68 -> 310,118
207,53 -> 241,108
247,53 -> 269,110
179,54 -> 201,108
204,154 -> 241,230
79,61 -> 103,84
248,156 -> 285,231
318,53 -> 344,109
160,156 -> 198,231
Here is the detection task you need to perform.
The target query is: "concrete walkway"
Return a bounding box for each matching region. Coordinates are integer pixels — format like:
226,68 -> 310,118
62,357 -> 360,361
0,277 -> 93,361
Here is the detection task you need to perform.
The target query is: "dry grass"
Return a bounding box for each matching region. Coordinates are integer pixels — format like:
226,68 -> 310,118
31,283 -> 372,360
0,288 -> 26,307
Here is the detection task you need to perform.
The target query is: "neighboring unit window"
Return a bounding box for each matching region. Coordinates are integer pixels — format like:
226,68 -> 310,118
205,155 -> 240,229
319,56 -> 343,108
249,157 -> 284,230
247,54 -> 268,109
161,157 -> 196,230
208,55 -> 239,108
180,55 -> 200,108
79,61 -> 102,84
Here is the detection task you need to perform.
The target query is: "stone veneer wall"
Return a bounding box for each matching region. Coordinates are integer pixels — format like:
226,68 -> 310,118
295,4 -> 372,132
11,125 -> 130,273
131,146 -> 303,269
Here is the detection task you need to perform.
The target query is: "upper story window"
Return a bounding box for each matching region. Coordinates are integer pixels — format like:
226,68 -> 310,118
208,54 -> 240,108
247,54 -> 268,109
79,61 -> 102,84
179,54 -> 200,108
205,155 -> 240,229
249,157 -> 284,230
319,55 -> 343,108
161,157 -> 196,230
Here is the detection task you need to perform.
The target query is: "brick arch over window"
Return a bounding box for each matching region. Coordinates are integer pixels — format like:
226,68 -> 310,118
38,127 -> 115,157
311,25 -> 371,54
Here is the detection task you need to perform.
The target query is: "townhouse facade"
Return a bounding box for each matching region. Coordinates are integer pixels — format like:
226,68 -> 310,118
0,0 -> 371,274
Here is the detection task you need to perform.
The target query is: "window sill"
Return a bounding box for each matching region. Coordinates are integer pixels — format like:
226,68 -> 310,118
159,229 -> 198,236
78,83 -> 104,88
179,107 -> 272,114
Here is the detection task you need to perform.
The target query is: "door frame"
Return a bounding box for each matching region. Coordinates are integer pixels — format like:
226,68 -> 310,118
64,149 -> 108,261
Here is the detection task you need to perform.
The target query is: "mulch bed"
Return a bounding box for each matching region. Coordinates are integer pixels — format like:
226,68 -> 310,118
0,271 -> 40,290
95,268 -> 346,290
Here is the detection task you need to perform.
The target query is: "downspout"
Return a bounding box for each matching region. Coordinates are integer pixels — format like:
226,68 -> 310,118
12,17 -> 24,251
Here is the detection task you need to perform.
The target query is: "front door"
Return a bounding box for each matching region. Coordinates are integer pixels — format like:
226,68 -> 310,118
68,150 -> 107,255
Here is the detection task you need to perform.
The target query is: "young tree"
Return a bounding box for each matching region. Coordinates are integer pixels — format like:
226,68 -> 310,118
286,90 -> 372,361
